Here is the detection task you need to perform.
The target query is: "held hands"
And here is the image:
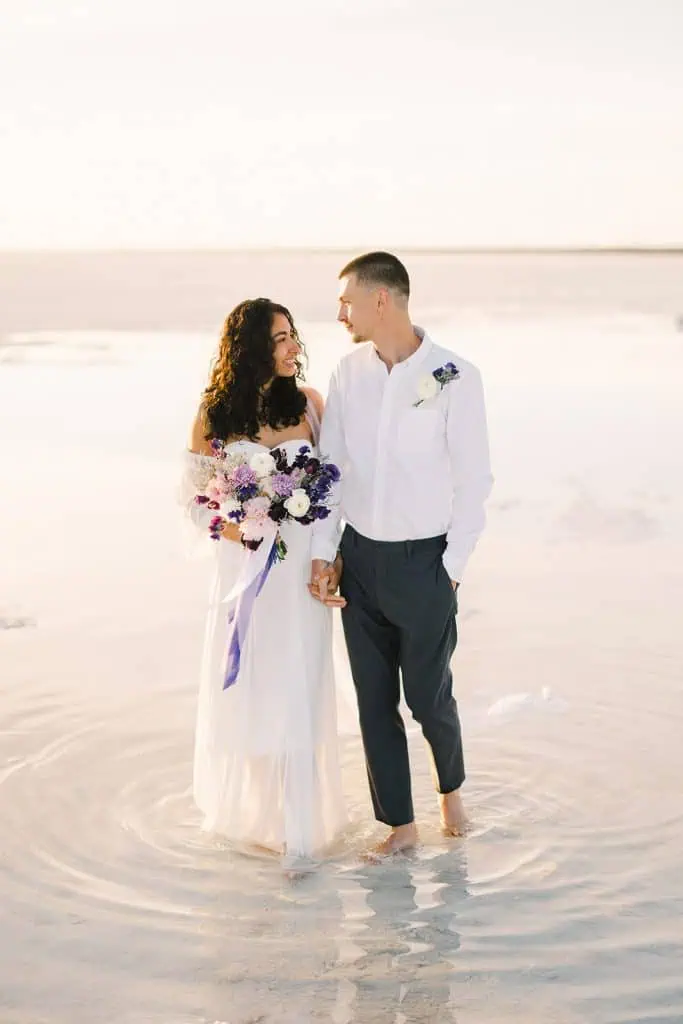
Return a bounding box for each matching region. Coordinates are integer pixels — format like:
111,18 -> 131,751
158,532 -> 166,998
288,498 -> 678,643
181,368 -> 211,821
221,520 -> 347,610
308,556 -> 347,608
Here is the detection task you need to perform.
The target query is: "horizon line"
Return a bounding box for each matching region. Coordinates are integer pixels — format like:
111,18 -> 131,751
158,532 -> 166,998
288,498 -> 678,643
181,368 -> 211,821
1,245 -> 683,257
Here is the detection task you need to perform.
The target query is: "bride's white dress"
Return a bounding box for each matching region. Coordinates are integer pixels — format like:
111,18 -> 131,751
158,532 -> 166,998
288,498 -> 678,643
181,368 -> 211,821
181,410 -> 348,863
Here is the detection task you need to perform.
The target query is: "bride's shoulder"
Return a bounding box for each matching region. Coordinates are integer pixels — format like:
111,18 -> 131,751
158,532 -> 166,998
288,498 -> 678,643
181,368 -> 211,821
189,402 -> 216,457
299,385 -> 324,418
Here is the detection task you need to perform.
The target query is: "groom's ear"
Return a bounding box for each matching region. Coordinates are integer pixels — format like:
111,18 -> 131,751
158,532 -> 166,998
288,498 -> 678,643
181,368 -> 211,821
376,287 -> 389,314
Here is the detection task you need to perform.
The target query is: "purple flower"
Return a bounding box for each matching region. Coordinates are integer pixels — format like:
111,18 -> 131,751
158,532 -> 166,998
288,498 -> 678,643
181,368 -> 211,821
232,464 -> 257,487
236,483 -> 258,502
271,472 -> 295,498
310,506 -> 330,520
209,514 -> 225,541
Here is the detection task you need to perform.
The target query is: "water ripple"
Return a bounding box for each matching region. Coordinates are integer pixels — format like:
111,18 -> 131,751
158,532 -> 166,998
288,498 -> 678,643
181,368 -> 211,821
0,659 -> 681,1022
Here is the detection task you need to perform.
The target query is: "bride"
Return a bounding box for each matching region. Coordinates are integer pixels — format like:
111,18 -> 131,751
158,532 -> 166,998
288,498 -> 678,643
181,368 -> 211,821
182,298 -> 349,866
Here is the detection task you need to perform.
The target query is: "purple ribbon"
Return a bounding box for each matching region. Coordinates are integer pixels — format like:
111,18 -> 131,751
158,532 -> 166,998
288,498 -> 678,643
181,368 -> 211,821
222,537 -> 279,689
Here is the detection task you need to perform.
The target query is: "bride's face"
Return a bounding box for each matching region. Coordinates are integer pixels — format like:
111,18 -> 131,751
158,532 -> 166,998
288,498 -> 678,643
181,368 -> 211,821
270,312 -> 301,377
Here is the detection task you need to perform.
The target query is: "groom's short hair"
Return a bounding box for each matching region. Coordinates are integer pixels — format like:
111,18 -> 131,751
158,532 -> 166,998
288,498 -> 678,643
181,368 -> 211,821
339,251 -> 410,300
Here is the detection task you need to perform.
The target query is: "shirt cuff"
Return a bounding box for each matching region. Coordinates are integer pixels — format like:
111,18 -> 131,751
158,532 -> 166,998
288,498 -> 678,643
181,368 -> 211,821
442,548 -> 466,584
311,538 -> 339,564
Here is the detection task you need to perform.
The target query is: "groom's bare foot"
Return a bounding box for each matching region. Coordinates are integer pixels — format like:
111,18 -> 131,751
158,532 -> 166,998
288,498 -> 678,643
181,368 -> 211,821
363,822 -> 418,861
439,788 -> 469,836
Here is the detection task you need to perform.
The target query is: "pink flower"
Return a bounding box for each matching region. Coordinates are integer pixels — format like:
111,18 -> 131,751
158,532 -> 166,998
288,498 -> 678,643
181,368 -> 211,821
243,496 -> 270,521
240,496 -> 271,543
241,517 -> 267,542
206,477 -> 227,502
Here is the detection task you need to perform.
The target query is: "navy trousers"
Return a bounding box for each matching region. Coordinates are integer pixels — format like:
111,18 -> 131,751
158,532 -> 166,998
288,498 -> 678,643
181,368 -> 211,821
340,525 -> 464,827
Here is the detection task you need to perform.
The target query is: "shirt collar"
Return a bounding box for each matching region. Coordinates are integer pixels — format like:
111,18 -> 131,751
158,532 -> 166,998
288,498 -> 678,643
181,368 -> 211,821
372,326 -> 433,373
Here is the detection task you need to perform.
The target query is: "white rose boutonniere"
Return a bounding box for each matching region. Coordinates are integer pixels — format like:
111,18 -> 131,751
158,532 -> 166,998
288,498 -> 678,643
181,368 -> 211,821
417,374 -> 440,403
414,361 -> 460,407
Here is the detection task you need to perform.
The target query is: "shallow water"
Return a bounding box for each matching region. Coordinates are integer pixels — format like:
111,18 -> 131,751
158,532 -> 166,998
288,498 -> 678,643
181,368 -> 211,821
2,596 -> 681,1024
1,256 -> 683,1023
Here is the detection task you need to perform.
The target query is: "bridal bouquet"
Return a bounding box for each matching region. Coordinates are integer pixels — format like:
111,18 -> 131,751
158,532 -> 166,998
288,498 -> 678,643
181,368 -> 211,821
194,439 -> 340,560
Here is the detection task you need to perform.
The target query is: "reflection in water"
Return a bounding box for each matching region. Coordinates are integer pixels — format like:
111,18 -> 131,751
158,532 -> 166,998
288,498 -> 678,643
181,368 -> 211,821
333,851 -> 468,1023
200,843 -> 469,1024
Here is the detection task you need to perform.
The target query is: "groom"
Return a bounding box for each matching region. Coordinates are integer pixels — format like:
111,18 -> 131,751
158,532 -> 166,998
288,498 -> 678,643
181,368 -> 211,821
310,252 -> 493,857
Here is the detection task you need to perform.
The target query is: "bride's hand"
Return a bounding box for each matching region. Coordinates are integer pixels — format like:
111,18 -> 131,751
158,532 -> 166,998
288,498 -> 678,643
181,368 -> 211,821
220,521 -> 243,544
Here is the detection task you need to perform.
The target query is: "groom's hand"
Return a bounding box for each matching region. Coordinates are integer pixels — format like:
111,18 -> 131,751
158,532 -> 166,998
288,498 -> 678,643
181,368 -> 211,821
309,557 -> 346,608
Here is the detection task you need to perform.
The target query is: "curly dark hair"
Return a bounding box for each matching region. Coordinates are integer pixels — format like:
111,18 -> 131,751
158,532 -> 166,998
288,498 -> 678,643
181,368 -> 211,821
203,298 -> 307,441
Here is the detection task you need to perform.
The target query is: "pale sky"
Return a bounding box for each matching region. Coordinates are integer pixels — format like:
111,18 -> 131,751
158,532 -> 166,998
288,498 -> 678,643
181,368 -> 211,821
1,0 -> 682,248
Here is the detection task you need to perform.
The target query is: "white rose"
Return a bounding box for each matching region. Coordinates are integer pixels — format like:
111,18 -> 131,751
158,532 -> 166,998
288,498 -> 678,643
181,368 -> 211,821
284,488 -> 311,518
249,451 -> 277,478
417,374 -> 440,402
220,497 -> 242,517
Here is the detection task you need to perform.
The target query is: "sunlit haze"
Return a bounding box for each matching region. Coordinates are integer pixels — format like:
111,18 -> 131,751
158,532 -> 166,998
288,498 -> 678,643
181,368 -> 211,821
1,0 -> 682,248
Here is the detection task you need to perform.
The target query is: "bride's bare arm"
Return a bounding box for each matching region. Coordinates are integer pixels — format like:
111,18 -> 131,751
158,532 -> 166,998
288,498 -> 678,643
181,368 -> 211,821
304,386 -> 346,606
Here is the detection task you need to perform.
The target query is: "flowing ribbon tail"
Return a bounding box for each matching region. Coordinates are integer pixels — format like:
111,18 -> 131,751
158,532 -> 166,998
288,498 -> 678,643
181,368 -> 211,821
222,537 -> 279,690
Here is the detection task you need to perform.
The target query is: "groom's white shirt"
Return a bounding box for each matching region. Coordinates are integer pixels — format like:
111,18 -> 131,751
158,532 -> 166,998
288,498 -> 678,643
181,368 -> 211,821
311,327 -> 493,582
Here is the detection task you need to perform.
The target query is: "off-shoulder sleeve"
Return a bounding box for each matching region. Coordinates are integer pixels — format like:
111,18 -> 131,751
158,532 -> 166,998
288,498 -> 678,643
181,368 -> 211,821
179,449 -> 221,538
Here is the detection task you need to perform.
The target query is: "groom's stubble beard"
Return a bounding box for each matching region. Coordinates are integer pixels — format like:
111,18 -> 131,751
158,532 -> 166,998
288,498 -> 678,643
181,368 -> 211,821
339,314 -> 369,344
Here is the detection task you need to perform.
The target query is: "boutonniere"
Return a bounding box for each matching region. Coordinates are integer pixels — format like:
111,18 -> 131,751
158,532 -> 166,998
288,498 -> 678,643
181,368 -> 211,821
414,361 -> 460,407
